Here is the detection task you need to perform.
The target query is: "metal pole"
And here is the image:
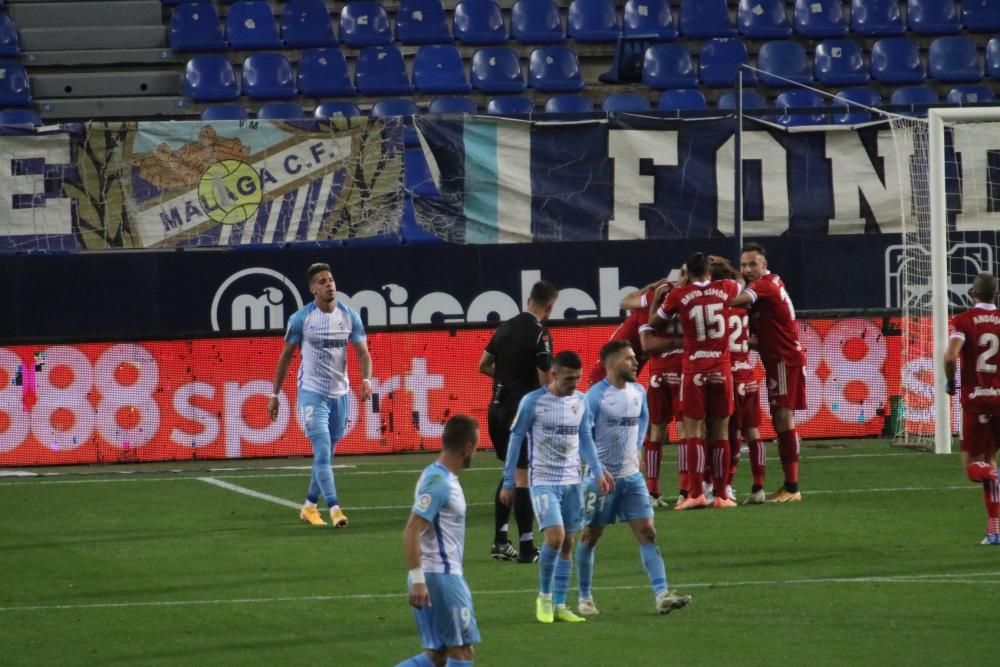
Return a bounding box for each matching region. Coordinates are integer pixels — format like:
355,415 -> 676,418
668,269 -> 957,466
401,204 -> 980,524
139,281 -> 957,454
734,66 -> 744,259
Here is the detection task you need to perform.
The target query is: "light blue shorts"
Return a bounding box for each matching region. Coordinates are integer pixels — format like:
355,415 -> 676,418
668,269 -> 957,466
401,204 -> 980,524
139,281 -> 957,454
530,483 -> 584,533
297,389 -> 349,442
583,472 -> 654,528
411,572 -> 480,650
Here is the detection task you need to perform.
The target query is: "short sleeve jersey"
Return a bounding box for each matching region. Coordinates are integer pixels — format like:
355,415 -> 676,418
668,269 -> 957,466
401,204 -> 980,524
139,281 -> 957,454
743,272 -> 805,366
591,303 -> 649,383
485,312 -> 553,400
584,379 -> 648,479
950,303 -> 1000,412
658,279 -> 741,374
506,388 -> 589,486
285,301 -> 366,398
727,304 -> 754,383
411,461 -> 467,575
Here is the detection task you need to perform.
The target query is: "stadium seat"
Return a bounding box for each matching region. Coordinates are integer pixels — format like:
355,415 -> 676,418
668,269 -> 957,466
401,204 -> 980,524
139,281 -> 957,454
297,48 -> 354,97
471,47 -> 525,93
314,101 -> 361,118
737,0 -> 792,38
169,2 -> 226,51
831,87 -> 881,124
413,45 -> 472,94
396,0 -> 453,45
698,38 -> 754,88
850,0 -> 905,36
225,1 -> 282,49
405,148 -> 439,197
544,94 -> 594,113
567,0 -> 620,43
678,0 -> 737,38
0,14 -> 17,57
257,102 -> 305,119
794,0 -> 847,37
354,46 -> 413,95
528,47 -> 584,92
814,39 -> 869,86
370,98 -> 420,147
428,96 -> 478,113
487,95 -> 534,114
774,90 -> 826,126
601,92 -> 651,112
339,1 -> 393,47
988,38 -> 1000,80
241,53 -> 296,100
907,0 -> 961,35
642,43 -> 696,89
0,108 -> 41,125
928,36 -> 982,83
511,0 -> 564,44
946,85 -> 996,105
657,88 -> 707,111
453,0 -> 507,45
870,38 -> 925,84
623,0 -> 677,40
200,104 -> 248,121
963,0 -> 1000,33
281,0 -> 337,48
717,89 -> 767,109
889,85 -> 939,113
757,40 -> 812,87
184,55 -> 238,102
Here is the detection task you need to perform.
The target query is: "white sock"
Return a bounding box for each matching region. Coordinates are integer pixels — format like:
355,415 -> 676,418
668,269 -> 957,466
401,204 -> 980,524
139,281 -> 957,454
304,501 -> 317,509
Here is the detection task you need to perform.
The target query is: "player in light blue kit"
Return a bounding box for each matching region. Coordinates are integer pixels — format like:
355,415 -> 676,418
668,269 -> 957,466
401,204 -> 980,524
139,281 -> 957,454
576,340 -> 692,616
500,350 -> 613,624
395,415 -> 481,667
268,263 -> 373,528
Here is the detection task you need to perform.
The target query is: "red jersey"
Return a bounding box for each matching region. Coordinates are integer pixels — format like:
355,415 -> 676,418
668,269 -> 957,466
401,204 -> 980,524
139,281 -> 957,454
744,272 -> 805,366
588,300 -> 648,384
727,305 -> 754,383
950,303 -> 1000,412
658,278 -> 741,373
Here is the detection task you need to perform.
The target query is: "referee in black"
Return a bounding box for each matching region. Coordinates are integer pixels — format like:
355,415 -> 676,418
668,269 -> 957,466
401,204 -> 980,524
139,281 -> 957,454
478,280 -> 559,564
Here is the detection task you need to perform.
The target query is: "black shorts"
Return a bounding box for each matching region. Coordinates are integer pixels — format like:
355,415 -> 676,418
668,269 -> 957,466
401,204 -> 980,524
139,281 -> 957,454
488,400 -> 528,469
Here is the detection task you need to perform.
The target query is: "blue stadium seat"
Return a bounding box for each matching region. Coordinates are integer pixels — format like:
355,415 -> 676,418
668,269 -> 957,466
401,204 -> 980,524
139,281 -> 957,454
241,53 -> 296,100
794,0 -> 847,37
832,88 -> 881,124
184,55 -> 238,102
370,98 -> 421,147
0,108 -> 40,125
528,46 -> 584,92
511,0 -> 564,44
257,102 -> 305,119
339,1 -> 392,47
717,89 -> 767,109
471,47 -> 525,93
624,0 -> 677,40
850,0 -> 904,36
641,43 -> 696,89
946,85 -> 996,105
814,39 -> 869,86
428,96 -> 478,113
201,104 -> 248,121
314,101 -> 361,118
453,0 -> 507,45
487,95 -> 534,114
988,38 -> 1000,80
544,94 -> 594,113
281,0 -> 337,48
657,88 -> 707,111
297,48 -> 354,97
928,36 -> 982,83
355,46 -> 413,95
679,0 -> 737,38
870,38 -> 925,84
774,90 -> 826,126
405,148 -> 439,197
396,0 -> 453,45
413,45 -> 472,94
889,85 -> 939,113
601,92 -> 651,111
907,0 -> 961,35
169,2 -> 226,51
567,0 -> 620,43
738,0 -> 792,38
0,14 -> 18,57
963,0 -> 1000,33
225,1 -> 282,49
757,40 -> 812,87
698,38 -> 754,88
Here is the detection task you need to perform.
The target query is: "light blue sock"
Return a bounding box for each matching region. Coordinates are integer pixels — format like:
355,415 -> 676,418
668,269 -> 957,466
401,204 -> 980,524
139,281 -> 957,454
640,543 -> 668,596
307,429 -> 338,507
394,653 -> 435,667
575,542 -> 595,599
552,557 -> 573,606
446,659 -> 474,667
538,543 -> 559,595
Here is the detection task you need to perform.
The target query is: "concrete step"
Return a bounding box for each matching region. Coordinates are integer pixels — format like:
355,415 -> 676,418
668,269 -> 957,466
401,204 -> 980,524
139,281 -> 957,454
20,26 -> 167,51
10,0 -> 162,29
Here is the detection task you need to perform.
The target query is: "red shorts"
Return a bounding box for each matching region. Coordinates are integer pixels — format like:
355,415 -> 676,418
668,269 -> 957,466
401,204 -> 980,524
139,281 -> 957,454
960,410 -> 1000,458
680,370 -> 733,420
732,379 -> 761,430
647,371 -> 682,424
762,359 -> 807,412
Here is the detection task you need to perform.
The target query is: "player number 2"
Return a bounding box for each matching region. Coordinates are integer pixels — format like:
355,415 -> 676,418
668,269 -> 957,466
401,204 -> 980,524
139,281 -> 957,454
689,303 -> 725,342
977,333 -> 1000,373
728,314 -> 748,354
584,491 -> 605,515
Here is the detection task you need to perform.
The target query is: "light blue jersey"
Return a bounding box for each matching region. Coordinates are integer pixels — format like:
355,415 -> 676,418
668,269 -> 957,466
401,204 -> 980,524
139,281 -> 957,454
584,379 -> 649,479
285,301 -> 366,399
411,462 -> 467,576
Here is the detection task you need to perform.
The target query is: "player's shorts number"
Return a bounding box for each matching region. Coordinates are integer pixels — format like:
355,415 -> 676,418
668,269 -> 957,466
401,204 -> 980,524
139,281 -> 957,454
584,490 -> 606,516
459,607 -> 471,628
532,493 -> 550,517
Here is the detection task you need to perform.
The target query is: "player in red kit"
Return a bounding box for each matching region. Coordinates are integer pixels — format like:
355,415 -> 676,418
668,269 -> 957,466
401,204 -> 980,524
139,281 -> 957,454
730,243 -> 805,503
944,272 -> 1000,545
587,280 -> 668,386
651,252 -> 741,510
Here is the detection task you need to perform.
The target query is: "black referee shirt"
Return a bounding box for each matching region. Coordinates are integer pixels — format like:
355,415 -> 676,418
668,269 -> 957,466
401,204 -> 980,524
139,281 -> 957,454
485,312 -> 553,402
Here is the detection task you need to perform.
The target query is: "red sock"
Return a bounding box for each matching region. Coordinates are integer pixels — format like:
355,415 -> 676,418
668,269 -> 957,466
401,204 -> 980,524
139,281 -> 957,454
676,442 -> 689,493
686,438 -> 706,498
985,480 -> 1000,535
967,461 -> 998,483
777,430 -> 800,490
749,439 -> 766,488
727,437 -> 741,487
711,440 -> 730,498
643,439 -> 662,496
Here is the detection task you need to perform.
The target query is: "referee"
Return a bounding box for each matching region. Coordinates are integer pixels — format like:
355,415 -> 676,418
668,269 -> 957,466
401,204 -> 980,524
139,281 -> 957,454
478,280 -> 559,564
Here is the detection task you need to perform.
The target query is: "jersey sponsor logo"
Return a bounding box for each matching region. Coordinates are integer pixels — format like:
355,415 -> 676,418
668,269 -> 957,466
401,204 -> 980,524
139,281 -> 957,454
969,387 -> 1000,399
211,267 -> 304,332
318,339 -> 348,349
608,416 -> 640,427
689,350 -> 723,360
546,425 -> 580,435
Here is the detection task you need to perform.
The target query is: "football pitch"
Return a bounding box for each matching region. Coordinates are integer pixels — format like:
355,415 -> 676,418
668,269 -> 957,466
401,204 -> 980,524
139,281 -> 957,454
1,439 -> 996,666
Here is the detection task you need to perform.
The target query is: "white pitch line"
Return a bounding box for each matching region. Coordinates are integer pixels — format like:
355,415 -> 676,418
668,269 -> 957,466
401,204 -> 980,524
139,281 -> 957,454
197,477 -> 301,510
1,570 -> 996,613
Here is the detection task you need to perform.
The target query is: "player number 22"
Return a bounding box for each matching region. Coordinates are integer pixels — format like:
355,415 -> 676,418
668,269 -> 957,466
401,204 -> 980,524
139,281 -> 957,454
689,303 -> 725,342
977,333 -> 1000,373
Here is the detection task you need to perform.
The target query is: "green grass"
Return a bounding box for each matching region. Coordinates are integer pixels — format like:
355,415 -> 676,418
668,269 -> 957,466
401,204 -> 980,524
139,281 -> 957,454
1,439 -> 996,666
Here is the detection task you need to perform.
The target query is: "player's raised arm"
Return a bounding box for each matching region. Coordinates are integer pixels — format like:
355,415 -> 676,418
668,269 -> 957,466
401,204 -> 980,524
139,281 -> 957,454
648,283 -> 676,328
729,288 -> 755,308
